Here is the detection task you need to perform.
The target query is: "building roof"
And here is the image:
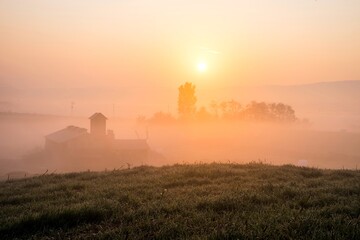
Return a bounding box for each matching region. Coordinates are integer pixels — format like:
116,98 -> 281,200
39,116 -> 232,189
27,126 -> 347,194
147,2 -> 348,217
115,139 -> 149,150
45,126 -> 88,143
89,112 -> 107,120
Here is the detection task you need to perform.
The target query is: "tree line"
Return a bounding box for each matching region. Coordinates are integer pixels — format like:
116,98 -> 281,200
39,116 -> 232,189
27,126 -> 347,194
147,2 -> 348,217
138,82 -> 298,124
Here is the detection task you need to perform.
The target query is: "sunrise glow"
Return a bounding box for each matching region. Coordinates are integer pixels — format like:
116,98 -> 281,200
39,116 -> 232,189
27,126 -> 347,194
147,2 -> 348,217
1,1 -> 360,238
197,61 -> 207,73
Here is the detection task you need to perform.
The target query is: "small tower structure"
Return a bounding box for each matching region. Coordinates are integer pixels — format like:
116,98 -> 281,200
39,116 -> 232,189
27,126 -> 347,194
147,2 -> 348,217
89,113 -> 107,137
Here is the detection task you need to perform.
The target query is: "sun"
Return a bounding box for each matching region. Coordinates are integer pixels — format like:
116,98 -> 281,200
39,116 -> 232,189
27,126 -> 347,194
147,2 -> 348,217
197,61 -> 207,73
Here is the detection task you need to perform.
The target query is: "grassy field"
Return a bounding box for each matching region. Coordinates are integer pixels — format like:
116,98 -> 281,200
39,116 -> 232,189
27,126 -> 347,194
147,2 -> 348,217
0,163 -> 359,239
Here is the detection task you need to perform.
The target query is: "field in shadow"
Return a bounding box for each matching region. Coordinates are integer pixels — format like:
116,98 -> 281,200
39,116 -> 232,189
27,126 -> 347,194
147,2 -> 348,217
1,163 -> 359,239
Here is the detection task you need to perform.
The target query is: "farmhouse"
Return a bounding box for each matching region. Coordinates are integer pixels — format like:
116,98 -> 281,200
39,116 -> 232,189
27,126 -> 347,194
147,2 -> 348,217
45,113 -> 149,162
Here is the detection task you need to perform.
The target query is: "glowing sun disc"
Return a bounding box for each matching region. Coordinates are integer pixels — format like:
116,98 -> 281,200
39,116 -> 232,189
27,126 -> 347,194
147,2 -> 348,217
197,61 -> 207,72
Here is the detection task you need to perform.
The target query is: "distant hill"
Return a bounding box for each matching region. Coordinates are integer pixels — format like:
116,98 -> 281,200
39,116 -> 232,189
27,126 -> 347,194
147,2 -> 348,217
261,80 -> 360,107
226,80 -> 360,110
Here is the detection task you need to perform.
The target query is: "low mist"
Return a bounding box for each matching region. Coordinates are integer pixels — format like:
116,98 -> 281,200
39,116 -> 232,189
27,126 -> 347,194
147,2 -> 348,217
1,111 -> 360,179
146,122 -> 360,168
2,81 -> 360,178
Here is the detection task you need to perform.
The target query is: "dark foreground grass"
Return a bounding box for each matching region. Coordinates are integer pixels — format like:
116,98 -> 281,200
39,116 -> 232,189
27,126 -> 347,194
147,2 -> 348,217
0,163 -> 359,239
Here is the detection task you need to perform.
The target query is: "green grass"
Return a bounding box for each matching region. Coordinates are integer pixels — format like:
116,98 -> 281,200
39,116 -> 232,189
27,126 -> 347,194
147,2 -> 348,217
1,163 -> 360,239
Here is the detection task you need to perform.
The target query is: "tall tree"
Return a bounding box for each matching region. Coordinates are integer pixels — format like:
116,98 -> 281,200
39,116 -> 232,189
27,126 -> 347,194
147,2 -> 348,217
178,82 -> 197,119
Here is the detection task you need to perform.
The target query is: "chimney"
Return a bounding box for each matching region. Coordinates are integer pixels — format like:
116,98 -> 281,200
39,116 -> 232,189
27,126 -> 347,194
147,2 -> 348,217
89,113 -> 107,136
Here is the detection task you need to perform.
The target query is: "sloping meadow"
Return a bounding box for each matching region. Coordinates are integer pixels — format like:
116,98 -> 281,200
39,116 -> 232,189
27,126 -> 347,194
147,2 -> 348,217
0,163 -> 359,239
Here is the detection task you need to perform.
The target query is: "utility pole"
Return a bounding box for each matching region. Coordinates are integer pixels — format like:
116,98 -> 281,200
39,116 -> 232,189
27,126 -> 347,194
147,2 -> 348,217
113,103 -> 115,119
70,101 -> 75,116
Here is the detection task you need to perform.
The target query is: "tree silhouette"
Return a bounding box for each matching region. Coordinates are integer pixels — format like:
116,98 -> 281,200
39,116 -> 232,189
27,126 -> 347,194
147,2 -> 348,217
178,82 -> 197,119
268,103 -> 296,122
242,101 -> 271,121
220,100 -> 241,119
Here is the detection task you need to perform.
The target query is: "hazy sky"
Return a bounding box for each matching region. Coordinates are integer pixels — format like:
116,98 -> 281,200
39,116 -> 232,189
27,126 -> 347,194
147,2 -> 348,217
1,0 -> 360,89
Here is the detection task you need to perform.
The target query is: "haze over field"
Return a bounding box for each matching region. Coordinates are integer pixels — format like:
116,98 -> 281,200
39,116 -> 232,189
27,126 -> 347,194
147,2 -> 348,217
1,0 -> 360,175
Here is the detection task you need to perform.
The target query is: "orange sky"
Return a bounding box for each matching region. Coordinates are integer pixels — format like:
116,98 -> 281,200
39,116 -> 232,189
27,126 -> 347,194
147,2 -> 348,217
1,0 -> 360,89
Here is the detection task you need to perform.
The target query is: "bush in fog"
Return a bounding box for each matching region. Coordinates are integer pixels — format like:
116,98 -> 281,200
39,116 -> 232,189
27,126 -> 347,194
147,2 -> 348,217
205,100 -> 297,122
148,111 -> 176,125
195,106 -> 213,122
241,101 -> 297,122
